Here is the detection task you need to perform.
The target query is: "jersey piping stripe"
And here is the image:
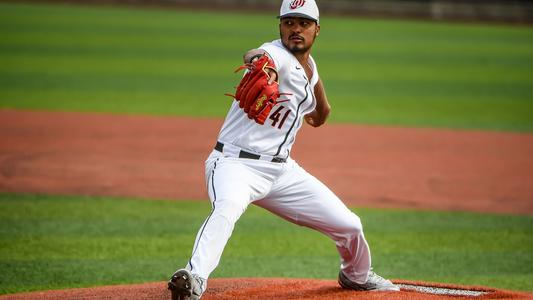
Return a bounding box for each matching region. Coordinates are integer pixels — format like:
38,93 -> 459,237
210,159 -> 218,204
188,158 -> 218,271
275,79 -> 309,156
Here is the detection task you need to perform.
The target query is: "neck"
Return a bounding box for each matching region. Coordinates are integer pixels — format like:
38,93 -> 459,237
294,52 -> 310,66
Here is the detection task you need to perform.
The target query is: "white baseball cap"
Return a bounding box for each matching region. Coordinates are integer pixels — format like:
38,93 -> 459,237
278,0 -> 320,23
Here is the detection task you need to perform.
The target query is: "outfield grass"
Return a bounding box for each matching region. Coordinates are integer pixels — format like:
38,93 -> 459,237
0,194 -> 532,294
1,2 -> 533,131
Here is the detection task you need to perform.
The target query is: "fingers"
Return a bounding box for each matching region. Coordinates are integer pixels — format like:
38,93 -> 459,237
267,69 -> 278,85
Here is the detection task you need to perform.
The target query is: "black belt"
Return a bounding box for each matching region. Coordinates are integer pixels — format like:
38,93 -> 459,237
215,141 -> 286,163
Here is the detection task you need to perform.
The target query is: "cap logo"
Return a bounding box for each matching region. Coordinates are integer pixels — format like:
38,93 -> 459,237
289,0 -> 306,9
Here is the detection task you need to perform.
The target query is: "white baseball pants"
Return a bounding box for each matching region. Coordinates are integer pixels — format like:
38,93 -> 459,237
185,150 -> 372,284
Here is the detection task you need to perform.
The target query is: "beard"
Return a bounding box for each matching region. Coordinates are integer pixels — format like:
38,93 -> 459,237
288,42 -> 310,53
280,31 -> 315,54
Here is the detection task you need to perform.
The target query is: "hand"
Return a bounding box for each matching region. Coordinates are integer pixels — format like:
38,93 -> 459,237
244,49 -> 265,64
266,69 -> 277,85
304,112 -> 318,127
229,54 -> 283,125
244,50 -> 277,85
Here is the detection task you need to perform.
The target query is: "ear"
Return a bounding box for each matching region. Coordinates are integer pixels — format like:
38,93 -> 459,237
315,24 -> 320,37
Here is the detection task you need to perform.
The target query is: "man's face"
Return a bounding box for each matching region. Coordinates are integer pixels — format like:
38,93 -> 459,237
279,17 -> 320,54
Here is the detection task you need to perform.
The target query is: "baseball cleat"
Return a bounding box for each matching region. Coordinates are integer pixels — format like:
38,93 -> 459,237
338,269 -> 400,292
168,269 -> 205,300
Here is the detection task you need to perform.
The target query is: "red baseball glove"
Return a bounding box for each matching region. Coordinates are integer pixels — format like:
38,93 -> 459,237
226,54 -> 287,125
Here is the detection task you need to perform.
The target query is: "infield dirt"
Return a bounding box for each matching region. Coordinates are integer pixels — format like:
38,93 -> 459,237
1,109 -> 532,214
1,109 -> 533,299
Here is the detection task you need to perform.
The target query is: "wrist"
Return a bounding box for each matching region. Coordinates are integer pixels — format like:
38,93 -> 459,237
248,54 -> 263,64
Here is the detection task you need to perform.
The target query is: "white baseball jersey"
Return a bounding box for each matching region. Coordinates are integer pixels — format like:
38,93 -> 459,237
218,39 -> 319,159
183,39 -> 373,290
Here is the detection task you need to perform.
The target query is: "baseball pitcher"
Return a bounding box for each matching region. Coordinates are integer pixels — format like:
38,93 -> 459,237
168,0 -> 399,298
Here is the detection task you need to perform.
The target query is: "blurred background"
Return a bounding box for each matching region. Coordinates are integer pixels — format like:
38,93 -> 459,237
27,0 -> 533,23
1,0 -> 532,130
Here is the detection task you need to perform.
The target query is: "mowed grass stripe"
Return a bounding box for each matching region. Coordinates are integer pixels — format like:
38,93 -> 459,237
0,194 -> 532,294
1,3 -> 533,130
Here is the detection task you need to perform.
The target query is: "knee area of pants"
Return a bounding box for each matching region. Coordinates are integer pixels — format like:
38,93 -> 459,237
213,199 -> 247,222
331,215 -> 363,238
346,215 -> 363,235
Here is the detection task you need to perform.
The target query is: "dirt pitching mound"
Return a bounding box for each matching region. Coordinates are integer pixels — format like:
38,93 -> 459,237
1,278 -> 531,300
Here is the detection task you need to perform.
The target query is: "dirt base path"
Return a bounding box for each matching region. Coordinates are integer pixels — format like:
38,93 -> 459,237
1,109 -> 533,214
1,278 -> 531,300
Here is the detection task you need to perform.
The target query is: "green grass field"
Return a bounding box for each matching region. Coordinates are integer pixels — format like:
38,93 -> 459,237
1,2 -> 533,296
1,2 -> 533,131
1,194 -> 532,295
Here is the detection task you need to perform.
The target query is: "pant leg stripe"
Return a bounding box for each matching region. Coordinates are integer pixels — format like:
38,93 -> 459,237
188,159 -> 218,271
